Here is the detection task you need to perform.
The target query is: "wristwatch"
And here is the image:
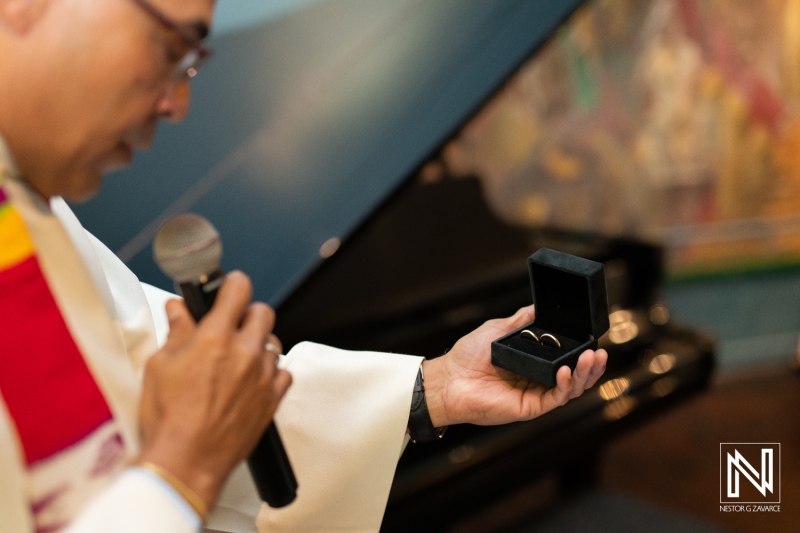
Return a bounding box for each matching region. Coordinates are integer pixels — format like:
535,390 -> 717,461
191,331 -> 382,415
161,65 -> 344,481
407,364 -> 447,443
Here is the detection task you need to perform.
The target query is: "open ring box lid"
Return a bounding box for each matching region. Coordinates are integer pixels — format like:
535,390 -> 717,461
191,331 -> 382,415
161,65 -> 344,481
491,248 -> 610,387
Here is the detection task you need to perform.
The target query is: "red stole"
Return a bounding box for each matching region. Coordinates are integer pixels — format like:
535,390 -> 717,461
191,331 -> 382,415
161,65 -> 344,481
0,181 -> 125,531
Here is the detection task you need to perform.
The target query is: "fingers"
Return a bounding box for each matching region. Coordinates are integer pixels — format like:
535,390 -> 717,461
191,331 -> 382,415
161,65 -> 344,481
163,299 -> 196,350
239,301 -> 276,352
205,271 -> 253,329
255,366 -> 293,428
541,349 -> 608,414
585,349 -> 608,389
272,368 -> 292,398
530,365 -> 572,416
162,274 -> 252,346
507,305 -> 535,329
485,305 -> 535,335
556,349 -> 608,400
548,365 -> 574,407
237,301 -> 286,404
210,273 -> 282,352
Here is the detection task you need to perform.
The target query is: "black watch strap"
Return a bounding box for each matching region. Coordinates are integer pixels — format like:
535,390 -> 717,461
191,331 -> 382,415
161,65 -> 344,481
408,365 -> 447,443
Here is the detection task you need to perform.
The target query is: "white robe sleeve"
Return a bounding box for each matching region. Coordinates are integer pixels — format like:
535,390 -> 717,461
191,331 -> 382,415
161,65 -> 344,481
203,343 -> 421,533
64,469 -> 200,533
252,343 -> 421,532
83,227 -> 422,532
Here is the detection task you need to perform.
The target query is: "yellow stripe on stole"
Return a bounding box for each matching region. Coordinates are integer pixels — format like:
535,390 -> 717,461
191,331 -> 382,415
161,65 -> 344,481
0,204 -> 36,270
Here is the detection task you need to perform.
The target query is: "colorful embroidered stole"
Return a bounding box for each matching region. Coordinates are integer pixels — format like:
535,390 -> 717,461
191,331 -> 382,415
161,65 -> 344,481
0,176 -> 127,532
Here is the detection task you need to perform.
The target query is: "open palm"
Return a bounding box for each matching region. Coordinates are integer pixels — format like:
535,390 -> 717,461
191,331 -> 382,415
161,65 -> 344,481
422,305 -> 607,427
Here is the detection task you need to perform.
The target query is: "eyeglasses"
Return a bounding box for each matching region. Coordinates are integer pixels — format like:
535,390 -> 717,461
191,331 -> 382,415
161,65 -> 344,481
129,0 -> 212,81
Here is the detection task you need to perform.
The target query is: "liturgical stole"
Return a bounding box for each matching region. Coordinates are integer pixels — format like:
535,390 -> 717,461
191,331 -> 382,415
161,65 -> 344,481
0,175 -> 138,532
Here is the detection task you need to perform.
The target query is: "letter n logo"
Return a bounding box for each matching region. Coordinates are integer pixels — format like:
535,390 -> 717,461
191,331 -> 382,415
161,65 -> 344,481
720,443 -> 780,504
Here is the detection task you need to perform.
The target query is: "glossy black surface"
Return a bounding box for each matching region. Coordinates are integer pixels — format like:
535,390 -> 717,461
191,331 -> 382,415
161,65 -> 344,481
72,0 -> 583,305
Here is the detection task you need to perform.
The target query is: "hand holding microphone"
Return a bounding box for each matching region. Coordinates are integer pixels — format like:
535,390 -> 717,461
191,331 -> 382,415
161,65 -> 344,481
136,214 -> 297,512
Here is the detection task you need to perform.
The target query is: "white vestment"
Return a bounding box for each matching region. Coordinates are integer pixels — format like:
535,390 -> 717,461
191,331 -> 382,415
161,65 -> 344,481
0,143 -> 420,532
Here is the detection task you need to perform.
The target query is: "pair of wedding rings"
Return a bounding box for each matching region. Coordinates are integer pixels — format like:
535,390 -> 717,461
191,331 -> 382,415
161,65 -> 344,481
521,329 -> 561,349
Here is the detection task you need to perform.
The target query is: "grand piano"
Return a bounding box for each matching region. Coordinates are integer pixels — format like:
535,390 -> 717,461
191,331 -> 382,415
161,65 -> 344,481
73,1 -> 715,530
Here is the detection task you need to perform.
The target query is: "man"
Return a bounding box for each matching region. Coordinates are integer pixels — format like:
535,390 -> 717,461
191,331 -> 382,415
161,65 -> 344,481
0,0 -> 607,531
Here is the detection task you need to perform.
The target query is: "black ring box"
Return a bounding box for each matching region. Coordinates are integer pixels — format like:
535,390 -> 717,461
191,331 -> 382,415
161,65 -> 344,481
491,248 -> 610,387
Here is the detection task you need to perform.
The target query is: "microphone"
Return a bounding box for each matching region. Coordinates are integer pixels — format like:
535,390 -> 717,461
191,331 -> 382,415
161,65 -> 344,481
153,213 -> 298,508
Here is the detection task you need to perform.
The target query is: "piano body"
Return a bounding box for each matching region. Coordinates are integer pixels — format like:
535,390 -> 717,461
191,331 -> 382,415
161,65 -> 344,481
73,1 -> 716,530
277,174 -> 715,531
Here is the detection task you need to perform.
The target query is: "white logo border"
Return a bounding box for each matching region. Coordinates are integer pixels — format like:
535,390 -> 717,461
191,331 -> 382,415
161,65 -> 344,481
720,442 -> 781,504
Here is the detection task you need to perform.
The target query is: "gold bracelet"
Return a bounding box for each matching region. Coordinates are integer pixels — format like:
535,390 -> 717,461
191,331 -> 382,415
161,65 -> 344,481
138,461 -> 209,523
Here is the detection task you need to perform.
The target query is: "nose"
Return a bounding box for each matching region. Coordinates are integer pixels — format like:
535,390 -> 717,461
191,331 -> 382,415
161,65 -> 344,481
156,79 -> 192,122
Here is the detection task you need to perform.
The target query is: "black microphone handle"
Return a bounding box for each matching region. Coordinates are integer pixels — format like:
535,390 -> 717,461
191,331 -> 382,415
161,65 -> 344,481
177,272 -> 298,508
247,423 -> 297,507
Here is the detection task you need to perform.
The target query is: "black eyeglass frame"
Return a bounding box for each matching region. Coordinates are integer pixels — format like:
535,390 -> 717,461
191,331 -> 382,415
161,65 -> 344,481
129,0 -> 212,80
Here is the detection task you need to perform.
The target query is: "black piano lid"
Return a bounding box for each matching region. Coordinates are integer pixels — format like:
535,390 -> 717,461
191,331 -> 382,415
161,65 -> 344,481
71,0 -> 584,305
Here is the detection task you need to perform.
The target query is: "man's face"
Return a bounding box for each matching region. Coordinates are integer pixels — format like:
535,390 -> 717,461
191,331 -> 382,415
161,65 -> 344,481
13,0 -> 214,200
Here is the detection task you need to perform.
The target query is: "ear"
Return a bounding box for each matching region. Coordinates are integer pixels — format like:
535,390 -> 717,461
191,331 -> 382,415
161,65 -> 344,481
0,0 -> 49,34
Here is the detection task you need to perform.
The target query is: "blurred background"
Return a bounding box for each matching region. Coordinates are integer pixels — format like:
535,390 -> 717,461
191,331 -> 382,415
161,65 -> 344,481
73,0 -> 799,531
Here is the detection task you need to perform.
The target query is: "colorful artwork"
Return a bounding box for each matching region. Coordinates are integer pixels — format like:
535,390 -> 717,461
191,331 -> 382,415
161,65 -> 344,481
435,0 -> 800,276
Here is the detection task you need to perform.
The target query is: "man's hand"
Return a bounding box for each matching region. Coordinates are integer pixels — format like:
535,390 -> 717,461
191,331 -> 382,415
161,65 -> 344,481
137,271 -> 292,508
422,305 -> 607,427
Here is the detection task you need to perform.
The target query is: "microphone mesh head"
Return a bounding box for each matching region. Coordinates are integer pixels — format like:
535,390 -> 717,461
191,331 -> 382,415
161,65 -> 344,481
153,213 -> 222,282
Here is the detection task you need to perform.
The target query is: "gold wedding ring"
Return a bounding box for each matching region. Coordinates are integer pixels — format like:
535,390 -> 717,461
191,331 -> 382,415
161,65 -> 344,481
539,333 -> 561,349
521,329 -> 562,349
